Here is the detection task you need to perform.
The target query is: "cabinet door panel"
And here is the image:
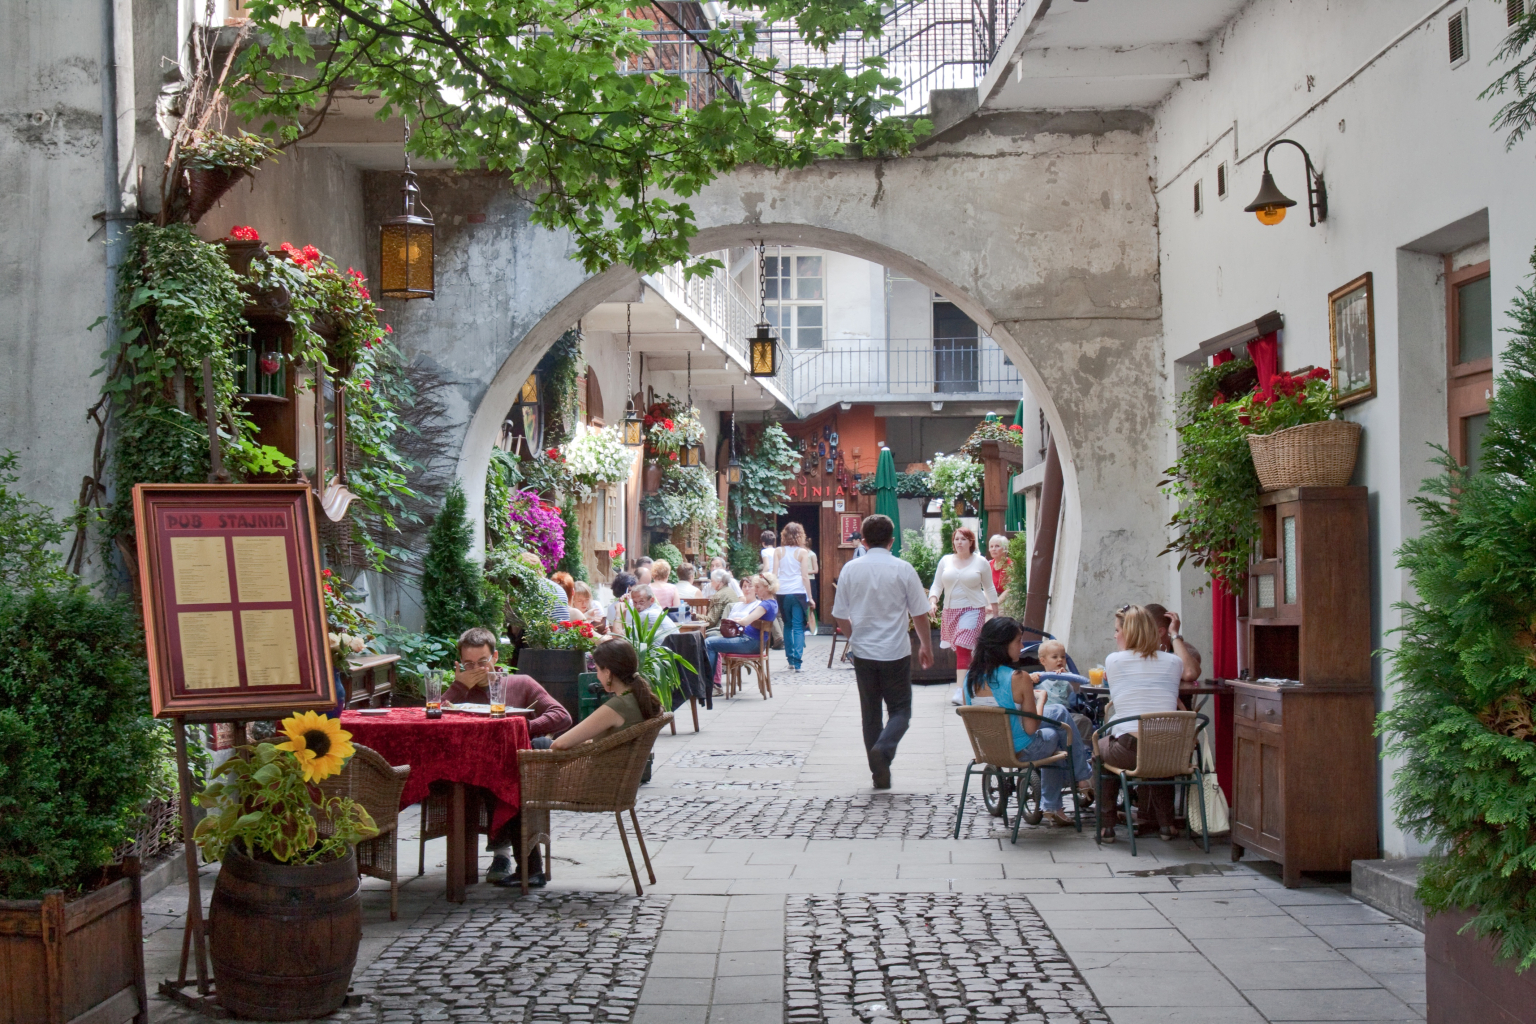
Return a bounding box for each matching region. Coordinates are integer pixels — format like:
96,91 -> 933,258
1232,724 -> 1261,840
1259,732 -> 1285,846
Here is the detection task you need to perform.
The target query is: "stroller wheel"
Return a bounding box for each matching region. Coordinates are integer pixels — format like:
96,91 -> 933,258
981,768 -> 1013,817
1018,771 -> 1044,826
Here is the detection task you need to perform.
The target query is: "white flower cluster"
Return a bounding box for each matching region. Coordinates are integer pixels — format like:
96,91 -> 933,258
562,424 -> 634,488
929,453 -> 984,502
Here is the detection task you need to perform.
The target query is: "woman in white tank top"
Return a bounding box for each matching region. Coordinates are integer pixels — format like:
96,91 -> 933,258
771,522 -> 817,671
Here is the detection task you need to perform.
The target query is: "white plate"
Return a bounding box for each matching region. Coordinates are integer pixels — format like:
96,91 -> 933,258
355,707 -> 392,715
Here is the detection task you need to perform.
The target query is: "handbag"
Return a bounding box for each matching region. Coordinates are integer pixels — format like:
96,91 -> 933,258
1185,728 -> 1231,835
719,618 -> 743,638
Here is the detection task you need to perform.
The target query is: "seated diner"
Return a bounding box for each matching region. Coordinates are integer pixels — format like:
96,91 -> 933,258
619,583 -> 679,640
1097,604 -> 1184,843
962,617 -> 1092,827
703,573 -> 779,680
551,638 -> 664,749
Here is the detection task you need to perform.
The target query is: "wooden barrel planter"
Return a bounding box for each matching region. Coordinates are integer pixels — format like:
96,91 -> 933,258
208,846 -> 361,1020
0,858 -> 148,1024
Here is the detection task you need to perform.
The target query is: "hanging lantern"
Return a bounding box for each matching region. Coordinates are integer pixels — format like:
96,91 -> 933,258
622,303 -> 644,446
748,322 -> 779,377
379,121 -> 435,300
684,442 -> 703,467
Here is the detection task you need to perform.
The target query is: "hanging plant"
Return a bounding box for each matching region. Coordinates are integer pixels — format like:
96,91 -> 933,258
959,417 -> 1026,458
506,489 -> 566,572
643,397 -> 704,466
731,423 -> 801,521
929,454 -> 983,507
561,424 -> 633,495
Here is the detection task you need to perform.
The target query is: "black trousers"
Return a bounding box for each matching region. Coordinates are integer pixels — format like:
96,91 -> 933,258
853,655 -> 913,767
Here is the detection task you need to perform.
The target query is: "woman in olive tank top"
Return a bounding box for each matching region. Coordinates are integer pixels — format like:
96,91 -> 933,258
552,639 -> 663,749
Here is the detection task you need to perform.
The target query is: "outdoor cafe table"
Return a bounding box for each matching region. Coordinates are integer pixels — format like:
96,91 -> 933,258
340,707 -> 530,903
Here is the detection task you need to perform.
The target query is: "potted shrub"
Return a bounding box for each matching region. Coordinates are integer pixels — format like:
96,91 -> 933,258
1378,268 -> 1536,1021
192,713 -> 377,1020
178,131 -> 277,223
520,616 -> 601,722
0,586 -> 161,1024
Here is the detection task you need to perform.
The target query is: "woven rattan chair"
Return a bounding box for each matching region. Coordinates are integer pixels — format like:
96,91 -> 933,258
1094,711 -> 1210,856
318,744 -> 412,920
953,705 -> 1082,843
722,630 -> 772,699
516,712 -> 673,895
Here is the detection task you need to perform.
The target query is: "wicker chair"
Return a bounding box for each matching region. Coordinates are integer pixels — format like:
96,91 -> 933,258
1094,711 -> 1210,856
953,705 -> 1082,843
722,630 -> 772,699
317,744 -> 412,920
516,713 -> 673,895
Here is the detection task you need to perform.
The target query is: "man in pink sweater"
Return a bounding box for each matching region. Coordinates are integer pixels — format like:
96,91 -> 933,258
445,627 -> 573,887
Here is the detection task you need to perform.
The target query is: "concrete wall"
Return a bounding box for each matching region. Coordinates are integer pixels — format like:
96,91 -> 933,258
1150,0 -> 1536,856
366,109 -> 1166,655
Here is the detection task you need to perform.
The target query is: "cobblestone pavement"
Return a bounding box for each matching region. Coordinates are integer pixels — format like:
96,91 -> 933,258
339,893 -> 667,1024
669,750 -> 810,769
786,894 -> 1108,1024
553,793 -> 1011,841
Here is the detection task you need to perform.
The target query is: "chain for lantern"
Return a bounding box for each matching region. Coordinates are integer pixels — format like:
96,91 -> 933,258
758,241 -> 768,320
622,303 -> 643,446
727,384 -> 742,485
748,241 -> 778,377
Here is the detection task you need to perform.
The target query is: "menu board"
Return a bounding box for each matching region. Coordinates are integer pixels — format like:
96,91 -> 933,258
133,484 -> 337,719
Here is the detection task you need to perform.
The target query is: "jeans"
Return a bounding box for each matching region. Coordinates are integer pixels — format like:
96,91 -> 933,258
1017,702 -> 1093,813
705,633 -> 761,679
853,656 -> 912,767
1097,732 -> 1174,830
779,593 -> 808,668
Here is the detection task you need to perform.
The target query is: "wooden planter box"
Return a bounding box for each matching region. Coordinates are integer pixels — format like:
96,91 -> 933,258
0,858 -> 148,1024
1426,907 -> 1536,1024
517,648 -> 588,724
910,626 -> 957,683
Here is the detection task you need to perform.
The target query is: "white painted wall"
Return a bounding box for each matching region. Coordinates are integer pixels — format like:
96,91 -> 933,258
1151,0 -> 1536,857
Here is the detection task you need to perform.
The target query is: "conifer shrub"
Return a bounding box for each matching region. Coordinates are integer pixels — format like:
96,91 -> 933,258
422,482 -> 493,639
1380,251 -> 1536,970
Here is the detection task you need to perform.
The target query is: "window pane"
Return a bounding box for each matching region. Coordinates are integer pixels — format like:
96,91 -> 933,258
1457,276 -> 1492,364
796,256 -> 823,299
1464,412 -> 1491,474
796,306 -> 823,349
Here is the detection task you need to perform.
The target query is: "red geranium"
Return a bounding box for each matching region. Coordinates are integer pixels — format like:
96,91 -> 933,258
663,418 -> 675,431
229,225 -> 260,241
611,543 -> 625,557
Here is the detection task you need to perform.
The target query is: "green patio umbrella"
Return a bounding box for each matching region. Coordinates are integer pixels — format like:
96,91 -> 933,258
874,445 -> 901,556
1005,400 -> 1028,532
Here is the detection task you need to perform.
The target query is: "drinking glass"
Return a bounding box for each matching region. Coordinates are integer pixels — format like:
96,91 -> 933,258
488,673 -> 508,718
1088,666 -> 1106,688
424,670 -> 445,718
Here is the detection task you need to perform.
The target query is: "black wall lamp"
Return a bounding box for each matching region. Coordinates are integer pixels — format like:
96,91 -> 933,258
1244,139 -> 1327,227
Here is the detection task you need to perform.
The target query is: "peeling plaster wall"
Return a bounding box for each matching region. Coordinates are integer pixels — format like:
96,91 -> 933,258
366,111 -> 1166,653
198,146 -> 369,272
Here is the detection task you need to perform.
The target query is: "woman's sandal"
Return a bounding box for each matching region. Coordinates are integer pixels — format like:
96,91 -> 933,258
1045,811 -> 1076,827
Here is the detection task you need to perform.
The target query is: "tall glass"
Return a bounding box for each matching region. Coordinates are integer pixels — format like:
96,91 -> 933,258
424,670 -> 444,719
488,673 -> 508,718
1088,666 -> 1106,688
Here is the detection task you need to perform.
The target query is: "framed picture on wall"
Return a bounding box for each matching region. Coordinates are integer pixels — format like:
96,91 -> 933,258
839,514 -> 862,546
1329,272 -> 1376,406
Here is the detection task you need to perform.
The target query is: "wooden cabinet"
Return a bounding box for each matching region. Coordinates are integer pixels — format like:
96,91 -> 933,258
1231,487 -> 1378,885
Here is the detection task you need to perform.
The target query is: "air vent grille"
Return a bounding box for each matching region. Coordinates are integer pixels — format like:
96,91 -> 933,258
1449,9 -> 1469,67
1216,162 -> 1228,199
1194,180 -> 1203,216
1511,0 -> 1526,28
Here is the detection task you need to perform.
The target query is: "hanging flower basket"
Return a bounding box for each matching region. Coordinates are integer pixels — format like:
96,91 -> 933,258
1246,420 -> 1362,491
185,166 -> 248,224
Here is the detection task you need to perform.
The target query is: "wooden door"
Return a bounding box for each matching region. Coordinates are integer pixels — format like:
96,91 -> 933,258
1258,727 -> 1285,848
1232,721 -> 1261,843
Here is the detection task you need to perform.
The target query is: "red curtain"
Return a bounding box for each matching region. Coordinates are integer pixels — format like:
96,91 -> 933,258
1211,577 -> 1238,679
1247,331 -> 1280,399
1211,348 -> 1235,366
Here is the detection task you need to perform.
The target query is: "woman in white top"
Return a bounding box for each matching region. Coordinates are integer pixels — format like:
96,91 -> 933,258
929,526 -> 999,686
1098,604 -> 1184,844
767,522 -> 818,672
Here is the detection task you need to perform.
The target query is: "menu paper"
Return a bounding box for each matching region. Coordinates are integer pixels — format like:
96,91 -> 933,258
232,535 -> 292,604
178,610 -> 240,689
170,536 -> 231,605
240,608 -> 302,687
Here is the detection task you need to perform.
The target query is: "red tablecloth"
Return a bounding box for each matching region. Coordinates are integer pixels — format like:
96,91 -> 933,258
340,708 -> 530,833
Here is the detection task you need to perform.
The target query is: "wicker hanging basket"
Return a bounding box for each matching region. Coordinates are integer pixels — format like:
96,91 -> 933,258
1247,420 -> 1362,492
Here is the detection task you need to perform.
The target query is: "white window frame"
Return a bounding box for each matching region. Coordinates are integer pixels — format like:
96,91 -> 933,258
765,248 -> 826,350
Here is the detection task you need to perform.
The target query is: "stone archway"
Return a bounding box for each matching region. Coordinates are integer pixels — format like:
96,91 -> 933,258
378,112 -> 1165,650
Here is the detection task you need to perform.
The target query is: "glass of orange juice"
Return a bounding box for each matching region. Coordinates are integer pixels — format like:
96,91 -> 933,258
1089,666 -> 1106,688
488,673 -> 508,718
424,670 -> 444,719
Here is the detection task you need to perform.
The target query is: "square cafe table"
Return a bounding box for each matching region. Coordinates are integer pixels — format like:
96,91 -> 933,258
340,707 -> 530,903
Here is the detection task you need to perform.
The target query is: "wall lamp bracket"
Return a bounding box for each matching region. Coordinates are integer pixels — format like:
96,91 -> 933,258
1244,139 -> 1327,227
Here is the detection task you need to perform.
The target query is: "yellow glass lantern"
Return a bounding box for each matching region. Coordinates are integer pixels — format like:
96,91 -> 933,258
623,405 -> 644,447
379,169 -> 435,300
749,322 -> 779,377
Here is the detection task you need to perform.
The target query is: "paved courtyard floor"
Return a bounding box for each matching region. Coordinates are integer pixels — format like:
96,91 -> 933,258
146,635 -> 1425,1024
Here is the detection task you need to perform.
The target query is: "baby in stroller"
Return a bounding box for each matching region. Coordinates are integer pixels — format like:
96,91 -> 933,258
1020,636 -> 1097,811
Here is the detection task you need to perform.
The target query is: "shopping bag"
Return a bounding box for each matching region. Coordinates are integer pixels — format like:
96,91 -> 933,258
1186,727 -> 1230,835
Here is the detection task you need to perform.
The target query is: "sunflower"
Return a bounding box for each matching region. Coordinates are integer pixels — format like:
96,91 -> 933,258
275,711 -> 355,782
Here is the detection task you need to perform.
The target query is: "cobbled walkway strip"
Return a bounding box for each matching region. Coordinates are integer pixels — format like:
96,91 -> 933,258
337,893 -> 667,1024
553,793 -> 1009,841
786,893 -> 1109,1024
667,750 -> 809,769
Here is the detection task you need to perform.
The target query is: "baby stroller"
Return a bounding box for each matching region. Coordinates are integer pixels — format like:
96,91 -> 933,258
977,627 -> 1096,822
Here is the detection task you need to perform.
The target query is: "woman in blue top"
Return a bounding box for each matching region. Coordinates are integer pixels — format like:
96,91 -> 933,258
704,574 -> 780,681
963,617 -> 1092,826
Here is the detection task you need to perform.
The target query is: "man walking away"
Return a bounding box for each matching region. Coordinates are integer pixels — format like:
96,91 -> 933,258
832,514 -> 934,790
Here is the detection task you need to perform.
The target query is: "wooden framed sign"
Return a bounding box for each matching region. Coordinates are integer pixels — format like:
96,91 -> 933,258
133,484 -> 337,719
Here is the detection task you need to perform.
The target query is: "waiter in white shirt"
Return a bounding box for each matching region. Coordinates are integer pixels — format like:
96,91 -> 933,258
831,514 -> 934,790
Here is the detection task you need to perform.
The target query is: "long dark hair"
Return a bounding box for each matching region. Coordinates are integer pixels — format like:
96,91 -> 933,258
590,638 -> 661,720
966,616 -> 1022,698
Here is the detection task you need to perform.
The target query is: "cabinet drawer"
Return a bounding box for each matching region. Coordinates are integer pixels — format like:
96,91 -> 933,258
1235,695 -> 1258,721
1256,697 -> 1283,725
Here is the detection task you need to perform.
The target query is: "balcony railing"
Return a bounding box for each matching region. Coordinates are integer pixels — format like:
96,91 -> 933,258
785,339 -> 1023,410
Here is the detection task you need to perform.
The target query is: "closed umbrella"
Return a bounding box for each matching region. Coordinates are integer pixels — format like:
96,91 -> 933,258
874,446 -> 901,557
1005,400 -> 1028,532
